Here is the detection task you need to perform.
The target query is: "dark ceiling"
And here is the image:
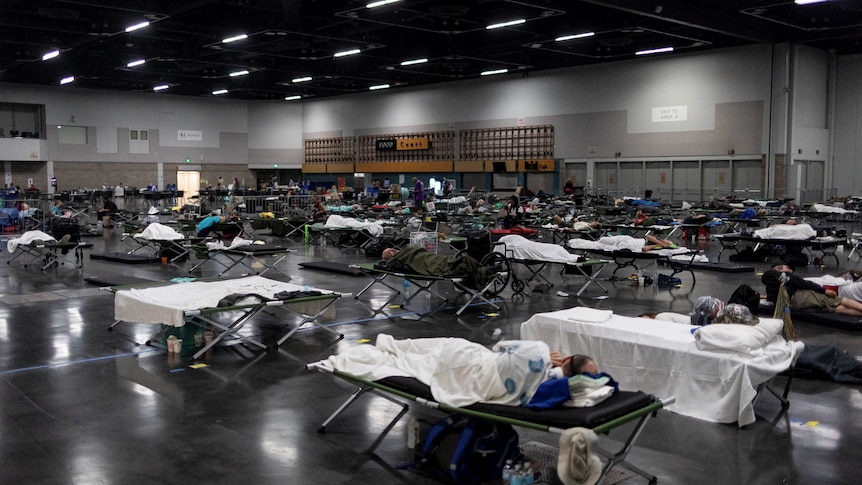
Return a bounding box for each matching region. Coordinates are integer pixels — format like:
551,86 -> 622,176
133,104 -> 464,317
2,0 -> 861,101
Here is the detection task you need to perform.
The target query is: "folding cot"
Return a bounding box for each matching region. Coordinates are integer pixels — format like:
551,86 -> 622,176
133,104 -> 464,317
107,275 -> 346,359
7,239 -> 91,270
581,248 -> 699,284
123,223 -> 190,263
307,361 -> 673,485
188,242 -> 292,278
520,308 -> 804,426
351,262 -> 508,316
714,233 -> 844,265
492,235 -> 611,296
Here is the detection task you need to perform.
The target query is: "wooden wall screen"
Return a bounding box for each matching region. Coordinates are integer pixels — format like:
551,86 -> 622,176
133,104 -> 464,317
303,136 -> 355,164
460,125 -> 554,161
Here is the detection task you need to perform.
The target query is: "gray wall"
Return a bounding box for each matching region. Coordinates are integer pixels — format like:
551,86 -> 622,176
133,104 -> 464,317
3,43 -> 861,196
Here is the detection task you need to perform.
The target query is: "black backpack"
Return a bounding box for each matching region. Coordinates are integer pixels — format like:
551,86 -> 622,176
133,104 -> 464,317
729,284 -> 761,315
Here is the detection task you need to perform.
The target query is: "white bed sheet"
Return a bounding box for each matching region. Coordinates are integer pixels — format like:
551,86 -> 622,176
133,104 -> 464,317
114,275 -> 336,327
520,308 -> 804,426
324,214 -> 384,236
495,234 -> 582,264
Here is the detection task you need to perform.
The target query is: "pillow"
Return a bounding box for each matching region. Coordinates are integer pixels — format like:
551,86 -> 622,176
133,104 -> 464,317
566,307 -> 613,324
693,318 -> 784,355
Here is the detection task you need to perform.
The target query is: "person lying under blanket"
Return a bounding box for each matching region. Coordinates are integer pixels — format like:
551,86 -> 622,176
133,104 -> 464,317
326,333 -> 617,409
568,233 -> 679,253
379,246 -> 495,290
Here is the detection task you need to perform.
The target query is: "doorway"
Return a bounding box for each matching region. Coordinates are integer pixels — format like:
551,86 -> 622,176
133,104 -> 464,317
177,170 -> 200,207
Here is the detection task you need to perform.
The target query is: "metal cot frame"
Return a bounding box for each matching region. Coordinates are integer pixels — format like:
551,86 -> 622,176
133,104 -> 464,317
308,362 -> 674,485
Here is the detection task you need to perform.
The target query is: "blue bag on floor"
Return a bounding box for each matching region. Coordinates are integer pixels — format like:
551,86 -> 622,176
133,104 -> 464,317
420,414 -> 519,485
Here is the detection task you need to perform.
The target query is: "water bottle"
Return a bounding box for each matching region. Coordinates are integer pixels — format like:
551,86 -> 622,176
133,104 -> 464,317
510,464 -> 524,485
406,416 -> 419,449
522,463 -> 534,485
402,278 -> 410,296
502,459 -> 514,485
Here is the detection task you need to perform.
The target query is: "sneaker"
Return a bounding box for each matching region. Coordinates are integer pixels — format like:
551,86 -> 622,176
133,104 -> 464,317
58,234 -> 72,244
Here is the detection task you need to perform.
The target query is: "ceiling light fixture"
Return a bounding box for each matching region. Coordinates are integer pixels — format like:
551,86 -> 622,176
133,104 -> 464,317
486,19 -> 525,30
60,76 -> 75,85
125,21 -> 150,33
153,84 -> 169,91
127,59 -> 146,68
555,32 -> 595,42
334,49 -> 361,58
292,76 -> 312,83
635,46 -> 674,55
212,89 -> 228,95
223,34 -> 248,43
366,0 -> 400,8
400,58 -> 428,66
229,70 -> 249,77
42,50 -> 60,61
369,84 -> 390,90
481,69 -> 508,76
284,95 -> 302,101
795,0 -> 828,5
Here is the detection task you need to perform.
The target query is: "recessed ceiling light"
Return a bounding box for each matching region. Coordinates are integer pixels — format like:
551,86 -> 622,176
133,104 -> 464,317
369,84 -> 390,90
366,0 -> 400,8
486,19 -> 525,30
400,58 -> 428,66
125,21 -> 149,33
635,46 -> 674,55
481,69 -> 508,76
292,76 -> 312,83
127,59 -> 146,68
229,70 -> 249,77
212,89 -> 228,95
60,76 -> 75,85
555,32 -> 595,42
42,50 -> 60,61
153,84 -> 169,91
223,34 -> 248,43
334,49 -> 361,58
284,95 -> 302,101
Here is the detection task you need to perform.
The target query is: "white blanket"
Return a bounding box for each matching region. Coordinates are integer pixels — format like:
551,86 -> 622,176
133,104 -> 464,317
753,224 -> 816,240
495,234 -> 582,264
326,334 -> 552,407
324,214 -> 384,236
7,230 -> 56,252
811,203 -> 856,214
114,275 -> 335,327
521,308 -> 804,426
135,222 -> 185,240
566,236 -> 693,258
567,235 -> 646,253
206,236 -> 254,250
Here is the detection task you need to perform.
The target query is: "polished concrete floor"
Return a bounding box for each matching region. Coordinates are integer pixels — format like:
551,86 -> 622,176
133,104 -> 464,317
1,224 -> 861,485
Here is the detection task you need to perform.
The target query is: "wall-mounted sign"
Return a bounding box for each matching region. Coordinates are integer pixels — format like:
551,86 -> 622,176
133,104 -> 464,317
396,137 -> 429,151
178,130 -> 203,141
375,139 -> 396,151
519,159 -> 554,172
651,105 -> 688,123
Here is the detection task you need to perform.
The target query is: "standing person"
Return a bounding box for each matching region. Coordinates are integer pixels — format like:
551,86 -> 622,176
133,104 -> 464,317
412,177 -> 425,215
